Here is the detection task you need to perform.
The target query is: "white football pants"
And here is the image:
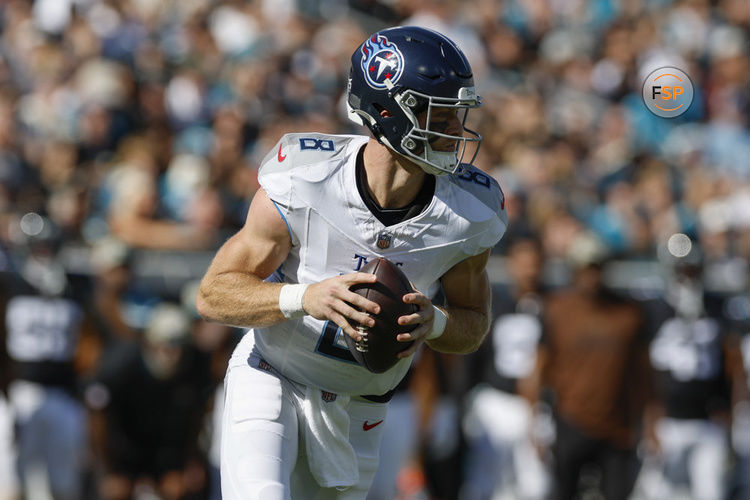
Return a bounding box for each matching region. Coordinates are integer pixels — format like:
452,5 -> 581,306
462,386 -> 551,500
653,417 -> 728,500
220,350 -> 388,500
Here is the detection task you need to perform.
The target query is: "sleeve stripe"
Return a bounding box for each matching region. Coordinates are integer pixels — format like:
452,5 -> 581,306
272,200 -> 293,242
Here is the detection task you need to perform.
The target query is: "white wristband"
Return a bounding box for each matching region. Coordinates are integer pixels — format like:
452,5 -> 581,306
427,306 -> 447,340
279,284 -> 309,319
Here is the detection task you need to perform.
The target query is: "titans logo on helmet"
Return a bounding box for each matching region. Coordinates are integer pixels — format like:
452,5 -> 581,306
360,35 -> 404,90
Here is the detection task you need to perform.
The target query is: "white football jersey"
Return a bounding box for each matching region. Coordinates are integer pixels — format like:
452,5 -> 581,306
245,133 -> 507,396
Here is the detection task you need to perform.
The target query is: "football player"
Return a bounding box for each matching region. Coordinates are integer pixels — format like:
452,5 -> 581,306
4,216 -> 88,500
463,235 -> 552,500
197,26 -> 507,499
644,244 -> 739,500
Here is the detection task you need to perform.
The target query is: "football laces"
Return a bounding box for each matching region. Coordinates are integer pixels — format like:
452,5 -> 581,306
355,325 -> 369,352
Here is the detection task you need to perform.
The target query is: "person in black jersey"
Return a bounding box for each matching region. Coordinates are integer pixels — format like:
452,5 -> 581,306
723,275 -> 750,500
0,268 -> 20,499
463,235 -> 552,500
4,217 -> 89,500
643,245 -> 741,500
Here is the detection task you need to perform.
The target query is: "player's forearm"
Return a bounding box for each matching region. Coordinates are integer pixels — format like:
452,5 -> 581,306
196,271 -> 287,328
425,306 -> 489,354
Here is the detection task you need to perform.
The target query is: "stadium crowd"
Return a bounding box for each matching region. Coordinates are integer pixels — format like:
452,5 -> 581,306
0,0 -> 749,498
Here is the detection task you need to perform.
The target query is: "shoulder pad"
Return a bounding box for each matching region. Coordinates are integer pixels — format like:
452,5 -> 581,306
439,165 -> 508,254
259,133 -> 362,178
449,164 -> 506,214
258,133 -> 367,208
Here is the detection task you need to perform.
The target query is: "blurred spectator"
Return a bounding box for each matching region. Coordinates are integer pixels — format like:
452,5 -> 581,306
85,236 -> 140,400
88,303 -> 213,500
103,135 -> 221,251
462,235 -> 552,500
524,233 -> 656,500
0,0 -> 745,264
88,237 -> 135,341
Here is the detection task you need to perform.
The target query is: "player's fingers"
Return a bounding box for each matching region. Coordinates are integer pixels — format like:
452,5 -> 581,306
397,312 -> 426,325
398,302 -> 434,325
342,272 -> 378,285
397,323 -> 430,343
341,291 -> 380,315
402,292 -> 429,305
335,301 -> 375,328
330,312 -> 360,341
400,293 -> 432,326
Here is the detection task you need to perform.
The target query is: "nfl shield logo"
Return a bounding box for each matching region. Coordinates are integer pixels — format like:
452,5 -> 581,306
376,231 -> 392,249
321,391 -> 337,403
258,359 -> 272,372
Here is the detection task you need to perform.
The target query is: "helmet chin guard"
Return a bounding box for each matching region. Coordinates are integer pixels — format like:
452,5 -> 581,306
347,26 -> 482,176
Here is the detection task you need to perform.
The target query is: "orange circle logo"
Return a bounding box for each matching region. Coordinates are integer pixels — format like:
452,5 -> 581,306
642,67 -> 694,118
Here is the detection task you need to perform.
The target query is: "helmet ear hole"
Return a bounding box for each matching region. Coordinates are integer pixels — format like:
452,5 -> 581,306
373,103 -> 392,118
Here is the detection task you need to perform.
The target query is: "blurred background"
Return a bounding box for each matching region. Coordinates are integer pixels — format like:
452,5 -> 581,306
0,0 -> 748,499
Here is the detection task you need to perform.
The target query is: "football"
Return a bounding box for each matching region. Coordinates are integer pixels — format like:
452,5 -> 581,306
345,258 -> 418,373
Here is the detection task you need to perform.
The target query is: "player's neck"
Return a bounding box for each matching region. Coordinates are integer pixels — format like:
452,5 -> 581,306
362,139 -> 427,209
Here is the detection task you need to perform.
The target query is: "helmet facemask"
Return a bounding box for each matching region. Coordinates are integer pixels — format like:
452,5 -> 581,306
393,86 -> 482,176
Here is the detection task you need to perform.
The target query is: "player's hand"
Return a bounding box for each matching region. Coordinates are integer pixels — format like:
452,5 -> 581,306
302,273 -> 380,341
395,290 -> 434,358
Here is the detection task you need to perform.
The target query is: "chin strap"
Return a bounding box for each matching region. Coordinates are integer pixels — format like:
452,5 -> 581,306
423,148 -> 459,174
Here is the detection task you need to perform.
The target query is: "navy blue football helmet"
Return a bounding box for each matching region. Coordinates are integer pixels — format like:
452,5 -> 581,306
347,26 -> 482,176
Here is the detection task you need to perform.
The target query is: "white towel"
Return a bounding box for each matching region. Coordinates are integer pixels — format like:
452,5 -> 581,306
302,386 -> 359,489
